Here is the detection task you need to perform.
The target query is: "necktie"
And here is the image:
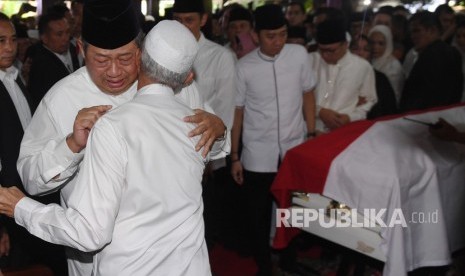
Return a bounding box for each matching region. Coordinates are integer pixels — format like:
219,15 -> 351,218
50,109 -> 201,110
3,69 -> 32,129
66,63 -> 73,73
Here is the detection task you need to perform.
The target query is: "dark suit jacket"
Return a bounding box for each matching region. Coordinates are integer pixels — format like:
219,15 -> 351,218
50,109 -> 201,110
0,77 -> 67,272
0,78 -> 33,189
368,70 -> 399,119
28,43 -> 80,106
400,40 -> 463,112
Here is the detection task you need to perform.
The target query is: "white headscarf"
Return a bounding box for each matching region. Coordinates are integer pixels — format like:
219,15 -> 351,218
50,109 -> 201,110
369,25 -> 394,72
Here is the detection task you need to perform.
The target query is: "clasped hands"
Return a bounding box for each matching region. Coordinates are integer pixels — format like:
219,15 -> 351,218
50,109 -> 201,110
319,108 -> 350,130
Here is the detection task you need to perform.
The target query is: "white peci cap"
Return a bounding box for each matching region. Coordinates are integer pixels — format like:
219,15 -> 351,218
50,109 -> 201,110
144,20 -> 198,74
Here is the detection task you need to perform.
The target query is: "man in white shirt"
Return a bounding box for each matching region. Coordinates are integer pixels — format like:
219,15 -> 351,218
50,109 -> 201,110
172,0 -> 237,248
0,13 -> 69,274
16,0 -> 227,275
310,19 -> 377,132
0,20 -> 212,276
230,5 -> 316,275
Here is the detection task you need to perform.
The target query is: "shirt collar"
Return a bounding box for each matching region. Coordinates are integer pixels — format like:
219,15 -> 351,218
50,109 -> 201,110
336,50 -> 351,66
137,83 -> 175,97
0,66 -> 19,82
198,32 -> 206,47
257,48 -> 281,62
322,50 -> 351,67
43,44 -> 71,61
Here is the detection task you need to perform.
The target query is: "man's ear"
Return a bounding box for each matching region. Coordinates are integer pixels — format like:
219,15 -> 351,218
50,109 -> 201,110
251,30 -> 259,45
250,30 -> 259,45
200,13 -> 208,28
183,71 -> 195,86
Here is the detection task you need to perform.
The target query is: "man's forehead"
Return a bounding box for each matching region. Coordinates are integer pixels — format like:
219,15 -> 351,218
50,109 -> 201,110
0,21 -> 15,35
229,20 -> 251,26
319,41 -> 343,48
287,5 -> 304,13
261,26 -> 287,34
173,12 -> 202,19
48,18 -> 69,28
88,41 -> 139,56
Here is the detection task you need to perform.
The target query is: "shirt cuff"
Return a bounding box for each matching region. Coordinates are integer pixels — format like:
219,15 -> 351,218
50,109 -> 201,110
209,130 -> 231,161
14,197 -> 44,228
49,136 -> 85,181
348,111 -> 365,122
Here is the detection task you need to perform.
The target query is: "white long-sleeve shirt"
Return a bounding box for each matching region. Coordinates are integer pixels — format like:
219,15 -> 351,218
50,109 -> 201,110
15,84 -> 211,275
194,33 -> 236,169
195,33 -> 236,131
309,51 -> 377,132
17,66 -> 227,275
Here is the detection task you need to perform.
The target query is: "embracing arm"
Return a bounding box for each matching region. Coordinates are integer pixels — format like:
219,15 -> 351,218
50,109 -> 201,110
17,101 -> 111,195
347,67 -> 377,122
178,82 -> 229,159
10,119 -> 124,251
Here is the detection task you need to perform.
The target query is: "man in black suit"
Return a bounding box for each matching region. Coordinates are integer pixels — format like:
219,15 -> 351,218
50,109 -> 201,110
400,11 -> 463,112
0,13 -> 67,274
28,12 -> 80,106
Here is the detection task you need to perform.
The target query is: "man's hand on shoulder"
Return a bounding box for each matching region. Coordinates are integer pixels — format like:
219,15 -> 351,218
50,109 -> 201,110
67,105 -> 112,153
184,109 -> 226,158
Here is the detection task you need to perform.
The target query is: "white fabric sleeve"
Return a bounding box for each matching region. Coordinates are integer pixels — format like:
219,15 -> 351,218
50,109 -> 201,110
348,66 -> 378,122
177,81 -> 230,161
205,51 -> 236,130
235,63 -> 246,108
17,100 -> 84,195
176,81 -> 204,110
301,48 -> 317,93
15,118 -> 125,252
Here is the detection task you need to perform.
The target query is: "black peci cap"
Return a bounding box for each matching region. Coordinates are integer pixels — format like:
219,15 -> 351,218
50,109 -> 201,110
254,4 -> 286,32
82,0 -> 140,49
172,0 -> 205,14
229,7 -> 253,25
316,19 -> 346,45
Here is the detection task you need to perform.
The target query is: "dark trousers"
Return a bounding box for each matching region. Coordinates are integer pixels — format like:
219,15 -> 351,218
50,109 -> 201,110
243,170 -> 276,276
203,166 -> 228,247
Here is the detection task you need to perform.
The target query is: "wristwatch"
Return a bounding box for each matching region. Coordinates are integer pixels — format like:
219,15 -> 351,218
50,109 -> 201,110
215,126 -> 228,141
306,132 -> 316,139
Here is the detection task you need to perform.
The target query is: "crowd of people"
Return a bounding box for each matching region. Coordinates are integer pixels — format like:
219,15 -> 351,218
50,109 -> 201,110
0,0 -> 464,275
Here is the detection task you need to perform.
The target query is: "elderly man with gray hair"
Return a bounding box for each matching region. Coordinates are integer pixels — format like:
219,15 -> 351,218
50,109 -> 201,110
0,20 -> 212,276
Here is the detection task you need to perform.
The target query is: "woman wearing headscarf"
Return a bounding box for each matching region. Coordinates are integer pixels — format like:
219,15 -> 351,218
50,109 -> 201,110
369,24 -> 404,104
